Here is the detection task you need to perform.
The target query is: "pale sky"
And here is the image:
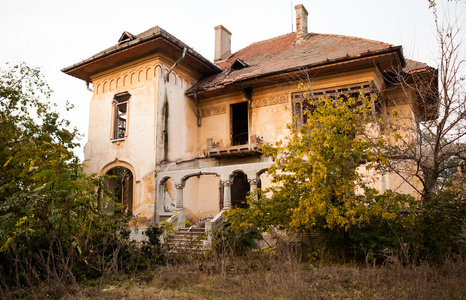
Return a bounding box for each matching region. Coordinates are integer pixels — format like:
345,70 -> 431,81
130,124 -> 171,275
0,0 -> 448,160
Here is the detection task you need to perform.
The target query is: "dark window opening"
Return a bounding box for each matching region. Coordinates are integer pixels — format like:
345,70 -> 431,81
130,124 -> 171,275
113,92 -> 130,140
231,102 -> 249,146
231,172 -> 250,208
231,58 -> 249,71
118,31 -> 136,44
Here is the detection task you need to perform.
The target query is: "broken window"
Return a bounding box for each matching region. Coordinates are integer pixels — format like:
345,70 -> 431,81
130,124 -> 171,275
292,84 -> 376,129
113,92 -> 131,140
231,102 -> 249,145
292,93 -> 315,129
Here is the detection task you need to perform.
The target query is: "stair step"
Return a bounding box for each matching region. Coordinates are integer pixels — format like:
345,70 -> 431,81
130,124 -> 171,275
169,238 -> 203,243
164,226 -> 209,254
179,228 -> 205,234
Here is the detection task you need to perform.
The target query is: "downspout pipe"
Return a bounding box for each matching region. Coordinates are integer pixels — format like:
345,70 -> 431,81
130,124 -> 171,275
165,47 -> 187,82
86,82 -> 94,92
194,90 -> 201,126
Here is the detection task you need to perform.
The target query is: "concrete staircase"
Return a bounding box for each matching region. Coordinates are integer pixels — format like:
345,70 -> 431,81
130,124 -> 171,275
166,226 -> 208,253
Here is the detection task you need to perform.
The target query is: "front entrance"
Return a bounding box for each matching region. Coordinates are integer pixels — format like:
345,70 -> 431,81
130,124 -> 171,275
231,171 -> 250,208
105,167 -> 134,215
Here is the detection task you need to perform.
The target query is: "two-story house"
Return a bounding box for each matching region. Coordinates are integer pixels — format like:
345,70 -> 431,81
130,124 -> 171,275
62,4 -> 435,230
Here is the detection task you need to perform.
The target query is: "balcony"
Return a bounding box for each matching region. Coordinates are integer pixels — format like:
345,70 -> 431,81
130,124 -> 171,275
204,136 -> 263,158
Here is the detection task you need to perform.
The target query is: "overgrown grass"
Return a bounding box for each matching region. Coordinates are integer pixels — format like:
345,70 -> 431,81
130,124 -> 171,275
39,251 -> 466,300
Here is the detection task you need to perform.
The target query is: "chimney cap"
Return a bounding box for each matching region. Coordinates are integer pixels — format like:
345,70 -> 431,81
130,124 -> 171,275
214,25 -> 232,36
294,4 -> 308,15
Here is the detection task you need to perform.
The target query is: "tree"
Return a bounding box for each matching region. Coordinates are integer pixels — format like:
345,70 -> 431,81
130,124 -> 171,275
0,63 -> 78,201
382,1 -> 466,203
227,92 -> 414,234
0,64 -> 136,293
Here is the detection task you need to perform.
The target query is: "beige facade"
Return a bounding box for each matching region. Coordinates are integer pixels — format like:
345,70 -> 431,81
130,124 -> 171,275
63,4 -> 434,230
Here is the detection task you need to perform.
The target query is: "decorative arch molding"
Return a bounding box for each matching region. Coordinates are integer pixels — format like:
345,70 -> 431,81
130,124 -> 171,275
130,72 -> 137,85
154,65 -> 162,78
229,169 -> 247,181
162,67 -> 169,79
159,176 -> 173,186
100,158 -> 141,183
91,62 -> 195,93
181,171 -> 220,184
256,168 -> 270,177
146,67 -> 153,80
138,70 -> 144,82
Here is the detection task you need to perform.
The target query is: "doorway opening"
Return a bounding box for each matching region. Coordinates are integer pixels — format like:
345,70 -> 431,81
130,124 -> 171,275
231,171 -> 250,208
105,167 -> 133,215
231,102 -> 249,146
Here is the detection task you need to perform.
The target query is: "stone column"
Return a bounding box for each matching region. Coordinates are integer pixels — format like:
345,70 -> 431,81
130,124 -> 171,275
221,179 -> 232,209
249,178 -> 259,201
174,182 -> 185,209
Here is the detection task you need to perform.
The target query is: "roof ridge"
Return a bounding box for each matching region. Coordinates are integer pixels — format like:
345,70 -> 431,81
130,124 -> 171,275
232,32 -> 295,55
230,31 -> 394,58
317,32 -> 394,47
135,25 -> 163,38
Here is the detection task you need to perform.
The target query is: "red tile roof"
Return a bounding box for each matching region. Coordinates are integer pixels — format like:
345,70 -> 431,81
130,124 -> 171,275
189,32 -> 401,93
62,26 -> 220,82
403,59 -> 431,74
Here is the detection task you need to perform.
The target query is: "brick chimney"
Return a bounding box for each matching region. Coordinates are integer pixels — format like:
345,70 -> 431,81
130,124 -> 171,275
295,4 -> 308,43
214,25 -> 232,62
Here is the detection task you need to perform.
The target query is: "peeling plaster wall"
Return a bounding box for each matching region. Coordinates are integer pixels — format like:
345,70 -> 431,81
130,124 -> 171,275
83,54 -> 199,223
383,86 -> 423,198
84,54 -> 423,224
183,175 -> 220,223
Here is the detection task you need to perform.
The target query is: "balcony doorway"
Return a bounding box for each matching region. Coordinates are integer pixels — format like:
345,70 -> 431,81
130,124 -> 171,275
231,102 -> 249,146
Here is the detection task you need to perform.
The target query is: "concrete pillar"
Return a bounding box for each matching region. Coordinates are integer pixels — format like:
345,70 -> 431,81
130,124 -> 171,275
221,179 -> 232,209
174,182 -> 185,209
249,178 -> 259,201
159,183 -> 166,212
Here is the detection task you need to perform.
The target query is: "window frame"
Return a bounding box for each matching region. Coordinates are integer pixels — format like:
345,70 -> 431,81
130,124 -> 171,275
292,83 -> 375,130
111,92 -> 131,141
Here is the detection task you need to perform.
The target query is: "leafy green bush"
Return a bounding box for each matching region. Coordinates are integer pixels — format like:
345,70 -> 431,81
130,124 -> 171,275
212,222 -> 262,255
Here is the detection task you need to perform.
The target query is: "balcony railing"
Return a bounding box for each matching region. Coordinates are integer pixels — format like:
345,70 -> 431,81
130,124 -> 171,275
204,135 -> 263,158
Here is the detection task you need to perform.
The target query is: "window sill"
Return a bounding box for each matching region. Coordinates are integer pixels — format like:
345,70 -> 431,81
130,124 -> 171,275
112,138 -> 125,143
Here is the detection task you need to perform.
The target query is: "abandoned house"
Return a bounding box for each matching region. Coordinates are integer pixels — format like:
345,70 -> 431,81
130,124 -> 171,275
62,4 -> 435,234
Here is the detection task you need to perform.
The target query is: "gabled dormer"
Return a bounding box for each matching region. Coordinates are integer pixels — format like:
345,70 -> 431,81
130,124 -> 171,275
118,31 -> 136,44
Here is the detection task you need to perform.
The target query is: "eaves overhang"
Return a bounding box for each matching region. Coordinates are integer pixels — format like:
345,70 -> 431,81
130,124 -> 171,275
187,46 -> 405,99
62,28 -> 221,82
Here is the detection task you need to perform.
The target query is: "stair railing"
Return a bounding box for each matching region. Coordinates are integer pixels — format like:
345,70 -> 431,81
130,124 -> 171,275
161,209 -> 186,242
205,210 -> 227,245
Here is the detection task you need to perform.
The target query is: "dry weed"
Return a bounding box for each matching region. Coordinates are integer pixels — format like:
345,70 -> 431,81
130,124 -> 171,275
68,252 -> 466,300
